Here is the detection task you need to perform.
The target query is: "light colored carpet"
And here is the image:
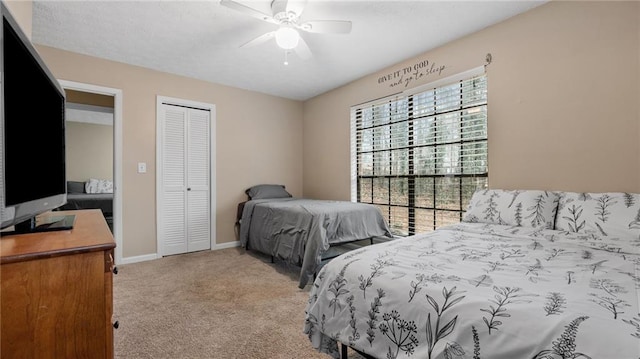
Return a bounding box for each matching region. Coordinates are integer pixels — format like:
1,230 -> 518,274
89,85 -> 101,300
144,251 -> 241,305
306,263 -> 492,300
113,247 -> 361,359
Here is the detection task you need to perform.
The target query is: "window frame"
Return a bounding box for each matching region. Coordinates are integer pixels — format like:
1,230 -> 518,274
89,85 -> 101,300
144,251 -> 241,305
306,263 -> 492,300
351,67 -> 488,236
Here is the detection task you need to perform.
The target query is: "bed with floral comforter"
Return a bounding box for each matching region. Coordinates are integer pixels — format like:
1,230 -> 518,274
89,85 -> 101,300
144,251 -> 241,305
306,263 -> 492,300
304,190 -> 640,359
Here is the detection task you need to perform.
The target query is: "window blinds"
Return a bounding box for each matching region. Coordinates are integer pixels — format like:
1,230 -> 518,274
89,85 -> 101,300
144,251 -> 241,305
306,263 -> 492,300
351,69 -> 488,236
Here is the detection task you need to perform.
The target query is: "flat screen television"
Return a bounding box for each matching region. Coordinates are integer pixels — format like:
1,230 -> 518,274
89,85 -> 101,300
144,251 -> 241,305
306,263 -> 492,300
0,2 -> 72,233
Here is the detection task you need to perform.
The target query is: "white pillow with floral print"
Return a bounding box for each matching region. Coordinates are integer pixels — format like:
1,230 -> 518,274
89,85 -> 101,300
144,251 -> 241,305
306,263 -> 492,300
96,179 -> 113,193
462,189 -> 559,229
85,178 -> 113,194
554,192 -> 640,239
85,178 -> 99,193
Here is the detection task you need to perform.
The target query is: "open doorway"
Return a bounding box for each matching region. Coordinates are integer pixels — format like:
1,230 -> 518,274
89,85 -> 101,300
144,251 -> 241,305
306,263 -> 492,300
62,90 -> 114,231
59,80 -> 123,264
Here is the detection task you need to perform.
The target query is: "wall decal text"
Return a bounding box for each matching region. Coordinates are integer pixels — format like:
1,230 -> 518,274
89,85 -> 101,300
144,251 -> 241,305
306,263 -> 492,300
377,60 -> 446,89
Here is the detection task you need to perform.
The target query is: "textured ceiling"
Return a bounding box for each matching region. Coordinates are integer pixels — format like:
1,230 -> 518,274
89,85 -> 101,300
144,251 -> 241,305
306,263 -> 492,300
31,0 -> 546,101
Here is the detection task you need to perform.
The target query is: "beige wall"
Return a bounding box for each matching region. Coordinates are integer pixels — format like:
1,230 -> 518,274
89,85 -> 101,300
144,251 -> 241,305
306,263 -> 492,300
65,90 -> 115,184
302,1 -> 640,200
3,0 -> 31,39
15,0 -> 640,260
65,122 -> 114,182
35,46 -> 304,259
67,90 -> 115,108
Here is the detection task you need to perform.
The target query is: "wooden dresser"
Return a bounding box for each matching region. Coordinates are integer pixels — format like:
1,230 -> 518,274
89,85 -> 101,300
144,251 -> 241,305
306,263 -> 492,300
0,209 -> 117,359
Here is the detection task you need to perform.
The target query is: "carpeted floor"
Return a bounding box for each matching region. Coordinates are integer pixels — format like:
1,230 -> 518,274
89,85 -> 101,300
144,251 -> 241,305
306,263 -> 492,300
113,247 -> 361,359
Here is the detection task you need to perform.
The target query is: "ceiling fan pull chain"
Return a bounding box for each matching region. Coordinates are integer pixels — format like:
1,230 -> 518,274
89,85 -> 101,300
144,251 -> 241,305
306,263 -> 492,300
284,51 -> 289,66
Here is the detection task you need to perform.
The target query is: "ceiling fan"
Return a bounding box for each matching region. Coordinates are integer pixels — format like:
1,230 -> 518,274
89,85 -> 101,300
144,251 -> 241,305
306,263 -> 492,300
220,0 -> 352,63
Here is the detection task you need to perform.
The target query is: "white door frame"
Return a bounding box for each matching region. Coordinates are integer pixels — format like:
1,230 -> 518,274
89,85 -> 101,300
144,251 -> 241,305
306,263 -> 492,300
156,95 -> 216,257
59,80 -> 123,264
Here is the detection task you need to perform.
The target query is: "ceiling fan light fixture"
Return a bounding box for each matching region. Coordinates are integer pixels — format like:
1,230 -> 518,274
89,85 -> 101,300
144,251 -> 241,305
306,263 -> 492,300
275,27 -> 299,49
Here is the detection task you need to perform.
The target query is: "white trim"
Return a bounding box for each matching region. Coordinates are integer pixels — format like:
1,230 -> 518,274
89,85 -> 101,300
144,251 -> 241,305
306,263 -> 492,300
58,80 -> 124,265
156,95 -> 217,258
210,106 -> 217,249
121,242 -> 236,266
403,65 -> 486,96
66,103 -> 114,126
214,241 -> 240,250
350,107 -> 357,203
120,253 -> 158,265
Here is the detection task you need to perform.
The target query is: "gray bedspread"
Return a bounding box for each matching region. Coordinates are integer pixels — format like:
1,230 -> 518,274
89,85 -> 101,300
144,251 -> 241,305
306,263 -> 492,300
239,198 -> 393,288
60,193 -> 113,215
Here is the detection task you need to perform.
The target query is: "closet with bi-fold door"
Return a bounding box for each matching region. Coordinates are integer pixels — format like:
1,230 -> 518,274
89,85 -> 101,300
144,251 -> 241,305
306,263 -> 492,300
157,97 -> 215,256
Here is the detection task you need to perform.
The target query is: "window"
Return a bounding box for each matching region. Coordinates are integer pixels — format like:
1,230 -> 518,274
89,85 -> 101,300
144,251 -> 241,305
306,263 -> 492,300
351,69 -> 488,236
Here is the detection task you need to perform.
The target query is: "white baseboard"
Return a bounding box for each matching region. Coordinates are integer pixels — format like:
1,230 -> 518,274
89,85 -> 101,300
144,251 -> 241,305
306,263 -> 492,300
119,253 -> 158,265
119,241 -> 240,265
214,240 -> 240,250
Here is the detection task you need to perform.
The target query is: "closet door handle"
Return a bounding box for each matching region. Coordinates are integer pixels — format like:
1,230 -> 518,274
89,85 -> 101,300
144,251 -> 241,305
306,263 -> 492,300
187,188 -> 191,191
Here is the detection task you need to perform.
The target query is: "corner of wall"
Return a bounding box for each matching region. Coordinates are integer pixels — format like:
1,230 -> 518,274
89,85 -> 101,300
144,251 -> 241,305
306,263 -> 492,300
4,0 -> 33,39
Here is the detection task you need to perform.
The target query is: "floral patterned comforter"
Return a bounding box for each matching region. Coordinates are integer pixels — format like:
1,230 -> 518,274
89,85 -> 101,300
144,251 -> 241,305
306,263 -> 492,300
304,222 -> 640,359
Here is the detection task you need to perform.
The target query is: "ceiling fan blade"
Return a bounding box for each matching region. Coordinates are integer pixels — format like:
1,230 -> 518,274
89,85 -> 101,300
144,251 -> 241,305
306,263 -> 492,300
286,0 -> 307,17
271,0 -> 288,15
240,31 -> 276,48
294,36 -> 312,60
272,0 -> 307,18
298,20 -> 352,34
219,0 -> 278,25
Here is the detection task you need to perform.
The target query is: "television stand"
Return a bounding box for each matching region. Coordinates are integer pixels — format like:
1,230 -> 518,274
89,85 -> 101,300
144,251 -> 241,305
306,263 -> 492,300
1,209 -> 116,358
10,213 -> 76,234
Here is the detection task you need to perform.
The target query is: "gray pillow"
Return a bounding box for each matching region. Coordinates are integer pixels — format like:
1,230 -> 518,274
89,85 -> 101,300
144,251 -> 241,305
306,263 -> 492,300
246,184 -> 292,200
66,181 -> 86,194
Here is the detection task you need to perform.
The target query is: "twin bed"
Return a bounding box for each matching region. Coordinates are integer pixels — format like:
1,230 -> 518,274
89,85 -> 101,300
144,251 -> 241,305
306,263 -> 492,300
58,180 -> 113,230
238,184 -> 394,289
303,189 -> 640,359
